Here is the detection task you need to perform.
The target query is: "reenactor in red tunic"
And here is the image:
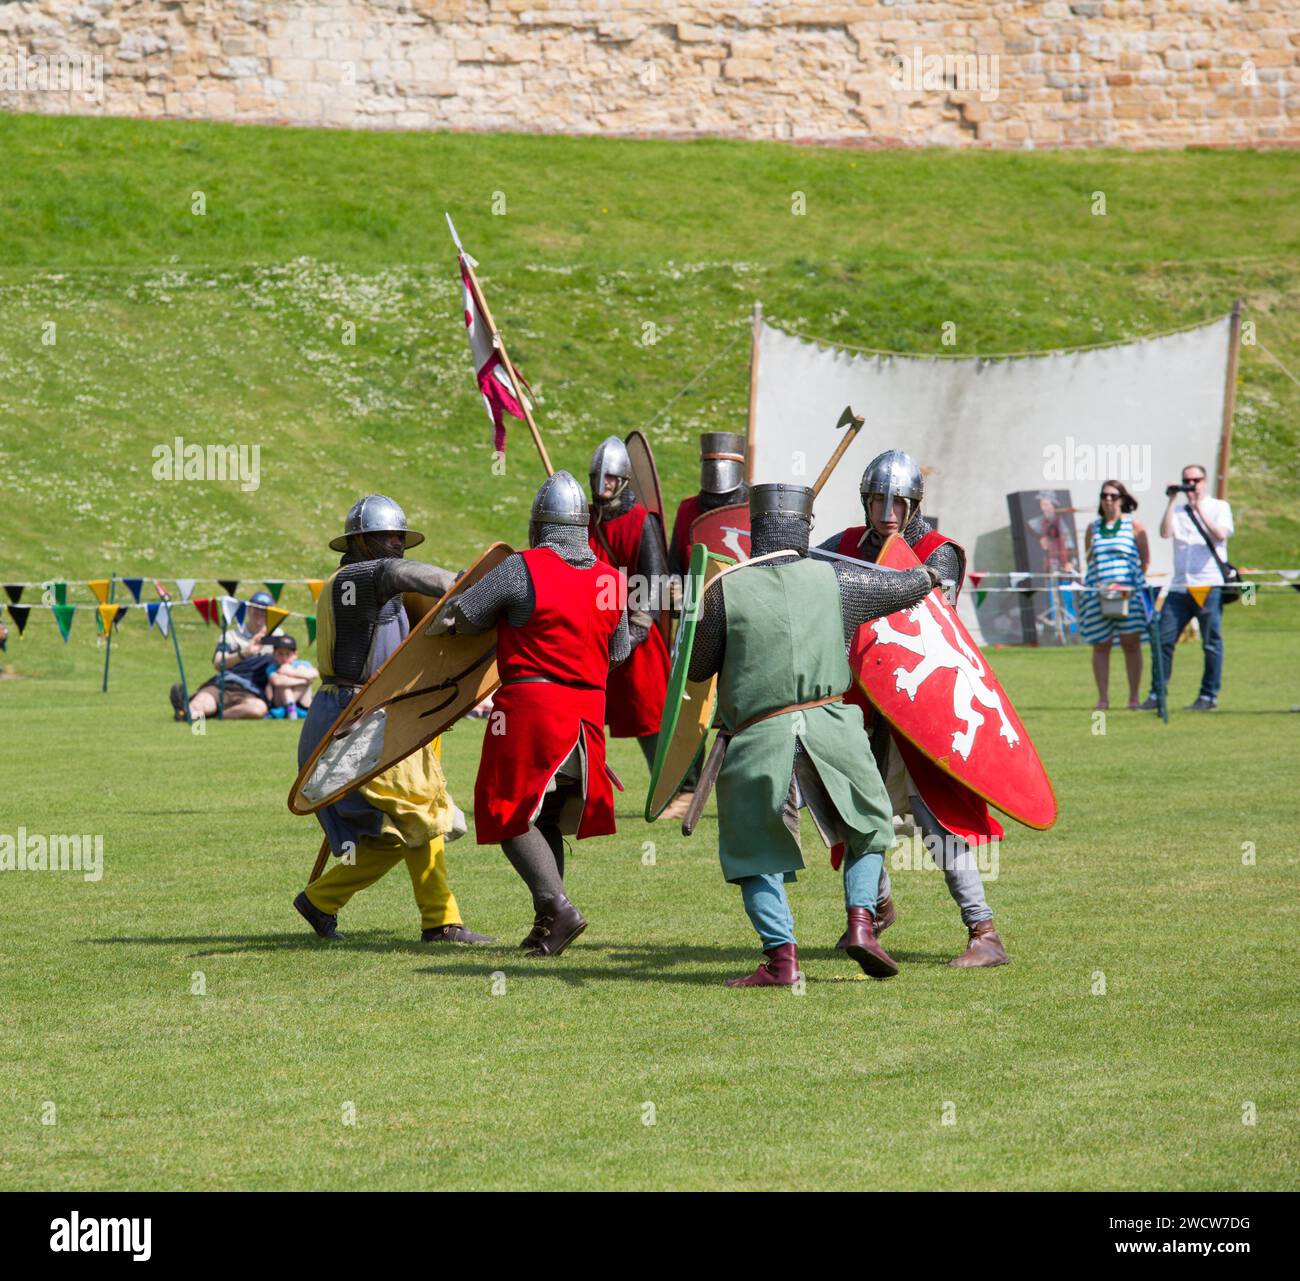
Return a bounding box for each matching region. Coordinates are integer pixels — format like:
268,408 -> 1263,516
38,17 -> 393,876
820,450 -> 1009,967
667,432 -> 749,579
587,436 -> 671,776
430,471 -> 630,958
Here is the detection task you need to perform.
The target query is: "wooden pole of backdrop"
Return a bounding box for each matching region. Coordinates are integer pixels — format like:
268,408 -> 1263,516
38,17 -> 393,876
745,302 -> 763,484
307,835 -> 330,886
460,254 -> 554,477
100,573 -> 116,693
1215,298 -> 1242,500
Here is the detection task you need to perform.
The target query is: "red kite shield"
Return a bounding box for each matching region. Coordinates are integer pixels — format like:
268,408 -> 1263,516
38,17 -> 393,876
850,535 -> 1058,830
689,502 -> 750,562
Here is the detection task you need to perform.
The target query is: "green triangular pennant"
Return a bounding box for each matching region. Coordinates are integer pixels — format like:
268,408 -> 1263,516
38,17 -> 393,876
264,581 -> 284,602
305,615 -> 316,646
52,603 -> 76,641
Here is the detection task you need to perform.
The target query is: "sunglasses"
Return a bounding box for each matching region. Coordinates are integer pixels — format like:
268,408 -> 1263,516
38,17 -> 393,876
1101,491 -> 1122,500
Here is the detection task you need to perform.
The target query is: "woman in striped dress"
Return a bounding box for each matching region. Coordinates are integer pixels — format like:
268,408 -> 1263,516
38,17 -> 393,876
1080,481 -> 1149,709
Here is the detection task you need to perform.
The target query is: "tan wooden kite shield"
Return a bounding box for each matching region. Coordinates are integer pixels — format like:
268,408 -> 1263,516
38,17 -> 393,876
850,535 -> 1058,830
625,428 -> 671,642
288,542 -> 513,816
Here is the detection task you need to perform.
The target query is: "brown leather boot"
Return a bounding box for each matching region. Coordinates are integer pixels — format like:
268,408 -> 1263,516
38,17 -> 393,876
951,919 -> 1009,968
726,943 -> 801,988
523,894 -> 587,958
874,894 -> 897,935
843,907 -> 900,978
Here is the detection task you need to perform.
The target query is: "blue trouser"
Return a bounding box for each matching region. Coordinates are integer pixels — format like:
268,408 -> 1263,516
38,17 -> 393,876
739,850 -> 883,949
1149,587 -> 1223,700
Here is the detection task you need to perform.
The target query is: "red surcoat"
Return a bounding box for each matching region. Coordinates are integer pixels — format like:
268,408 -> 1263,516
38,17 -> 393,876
473,548 -> 624,844
833,525 -> 1003,843
589,503 -> 670,739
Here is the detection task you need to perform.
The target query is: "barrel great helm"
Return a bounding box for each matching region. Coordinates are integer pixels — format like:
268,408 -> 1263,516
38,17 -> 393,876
700,432 -> 746,495
749,483 -> 815,558
860,450 -> 924,528
329,494 -> 424,553
588,435 -> 632,506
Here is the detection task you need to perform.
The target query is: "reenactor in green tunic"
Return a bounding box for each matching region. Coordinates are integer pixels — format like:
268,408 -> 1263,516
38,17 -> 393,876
687,483 -> 939,987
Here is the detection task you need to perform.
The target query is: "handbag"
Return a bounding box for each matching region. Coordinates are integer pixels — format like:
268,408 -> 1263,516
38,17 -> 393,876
1184,504 -> 1242,605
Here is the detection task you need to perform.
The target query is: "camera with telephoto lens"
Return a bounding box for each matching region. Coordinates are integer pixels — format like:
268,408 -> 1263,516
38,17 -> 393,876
1165,481 -> 1197,497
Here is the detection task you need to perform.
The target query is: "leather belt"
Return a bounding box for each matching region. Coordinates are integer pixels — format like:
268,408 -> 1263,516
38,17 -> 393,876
501,676 -> 604,692
681,694 -> 843,836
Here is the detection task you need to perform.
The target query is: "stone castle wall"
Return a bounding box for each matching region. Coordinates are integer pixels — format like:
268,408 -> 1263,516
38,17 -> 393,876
1,1 -> 1297,148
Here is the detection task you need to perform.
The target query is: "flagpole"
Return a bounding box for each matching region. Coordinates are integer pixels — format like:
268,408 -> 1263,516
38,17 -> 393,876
461,255 -> 554,477
446,214 -> 553,477
101,573 -> 116,693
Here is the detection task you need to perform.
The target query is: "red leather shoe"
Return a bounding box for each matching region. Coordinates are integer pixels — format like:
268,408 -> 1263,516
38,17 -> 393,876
843,907 -> 900,977
726,943 -> 801,988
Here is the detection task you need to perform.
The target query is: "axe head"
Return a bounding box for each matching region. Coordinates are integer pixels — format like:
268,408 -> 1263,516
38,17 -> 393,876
836,405 -> 865,431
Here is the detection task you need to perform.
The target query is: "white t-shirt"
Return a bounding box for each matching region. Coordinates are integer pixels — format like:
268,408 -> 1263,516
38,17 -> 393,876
1170,496 -> 1234,590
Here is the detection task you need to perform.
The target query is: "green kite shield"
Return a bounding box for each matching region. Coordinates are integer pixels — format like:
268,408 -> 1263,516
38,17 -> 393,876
645,542 -> 733,820
289,542 -> 513,816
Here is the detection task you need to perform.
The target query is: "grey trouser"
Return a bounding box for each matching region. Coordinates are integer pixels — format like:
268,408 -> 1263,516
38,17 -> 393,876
881,739 -> 994,928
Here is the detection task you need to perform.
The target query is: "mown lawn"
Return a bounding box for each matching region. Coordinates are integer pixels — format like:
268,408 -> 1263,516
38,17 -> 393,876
0,114 -> 1296,1190
0,600 -> 1296,1190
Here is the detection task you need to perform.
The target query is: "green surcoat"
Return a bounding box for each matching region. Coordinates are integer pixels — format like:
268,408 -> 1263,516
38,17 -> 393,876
714,558 -> 894,883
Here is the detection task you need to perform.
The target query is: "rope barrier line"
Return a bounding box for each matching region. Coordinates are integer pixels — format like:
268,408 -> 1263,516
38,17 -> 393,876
637,328 -> 747,435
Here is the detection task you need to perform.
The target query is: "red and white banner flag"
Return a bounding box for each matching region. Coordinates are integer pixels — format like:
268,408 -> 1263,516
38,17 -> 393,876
459,255 -> 531,453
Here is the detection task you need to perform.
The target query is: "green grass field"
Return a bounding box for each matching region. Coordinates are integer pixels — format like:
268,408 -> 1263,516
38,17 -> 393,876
1,609 -> 1297,1190
0,114 -> 1297,1190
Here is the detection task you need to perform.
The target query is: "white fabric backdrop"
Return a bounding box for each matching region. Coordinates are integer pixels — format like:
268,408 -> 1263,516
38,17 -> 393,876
750,317 -> 1233,641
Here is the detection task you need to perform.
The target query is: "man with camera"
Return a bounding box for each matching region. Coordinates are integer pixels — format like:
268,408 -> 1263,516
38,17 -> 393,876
1139,465 -> 1234,712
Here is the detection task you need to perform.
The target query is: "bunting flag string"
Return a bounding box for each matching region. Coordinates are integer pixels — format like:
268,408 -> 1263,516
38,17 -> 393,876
4,584 -> 23,605
218,579 -> 239,597
264,581 -> 284,602
123,578 -> 144,603
88,579 -> 111,605
264,606 -> 291,633
175,579 -> 196,603
8,605 -> 29,634
306,579 -> 324,603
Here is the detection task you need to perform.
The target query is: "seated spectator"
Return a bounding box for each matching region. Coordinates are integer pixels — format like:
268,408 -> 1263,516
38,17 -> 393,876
264,635 -> 318,719
170,590 -> 281,721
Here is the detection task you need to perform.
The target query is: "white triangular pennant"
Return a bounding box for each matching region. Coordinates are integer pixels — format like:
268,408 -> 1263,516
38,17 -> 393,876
156,602 -> 171,638
219,595 -> 241,625
175,578 -> 196,602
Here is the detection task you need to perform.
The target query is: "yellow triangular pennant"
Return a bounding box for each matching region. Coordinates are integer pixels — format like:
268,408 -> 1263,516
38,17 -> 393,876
1188,585 -> 1212,608
98,604 -> 119,634
88,578 -> 111,605
307,579 -> 324,604
265,606 -> 290,633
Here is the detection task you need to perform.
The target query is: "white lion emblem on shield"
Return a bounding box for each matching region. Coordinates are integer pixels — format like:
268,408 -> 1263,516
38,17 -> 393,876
871,595 -> 1020,760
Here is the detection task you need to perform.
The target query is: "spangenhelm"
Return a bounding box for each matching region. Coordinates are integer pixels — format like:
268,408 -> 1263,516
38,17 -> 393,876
700,432 -> 746,495
329,494 -> 425,553
588,435 -> 632,505
529,470 -> 590,546
860,450 -> 924,528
